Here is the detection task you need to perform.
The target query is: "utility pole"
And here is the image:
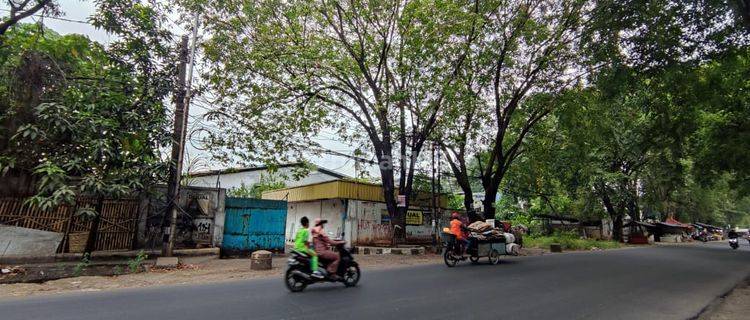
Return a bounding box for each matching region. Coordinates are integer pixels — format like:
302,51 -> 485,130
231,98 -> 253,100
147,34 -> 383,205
431,142 -> 437,248
162,35 -> 190,257
163,14 -> 201,258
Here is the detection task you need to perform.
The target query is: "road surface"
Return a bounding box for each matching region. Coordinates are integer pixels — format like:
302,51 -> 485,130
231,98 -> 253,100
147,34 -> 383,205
1,242 -> 749,320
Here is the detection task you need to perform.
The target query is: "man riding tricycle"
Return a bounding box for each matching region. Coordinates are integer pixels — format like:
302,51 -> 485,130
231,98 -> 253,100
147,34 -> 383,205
442,212 -> 518,267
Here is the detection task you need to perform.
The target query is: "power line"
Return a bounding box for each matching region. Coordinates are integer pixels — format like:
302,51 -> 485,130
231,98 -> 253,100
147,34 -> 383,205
0,9 -> 92,25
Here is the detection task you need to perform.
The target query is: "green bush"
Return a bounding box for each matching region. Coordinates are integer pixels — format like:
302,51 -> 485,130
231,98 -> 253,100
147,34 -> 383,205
73,253 -> 91,277
128,250 -> 148,273
524,231 -> 622,251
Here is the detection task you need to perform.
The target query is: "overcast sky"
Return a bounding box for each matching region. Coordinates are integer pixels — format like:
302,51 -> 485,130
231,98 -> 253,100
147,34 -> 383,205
2,0 -> 376,178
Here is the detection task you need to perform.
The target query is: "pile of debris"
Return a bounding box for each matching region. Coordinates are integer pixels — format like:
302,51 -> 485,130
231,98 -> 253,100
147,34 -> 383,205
467,221 -> 516,243
0,266 -> 25,276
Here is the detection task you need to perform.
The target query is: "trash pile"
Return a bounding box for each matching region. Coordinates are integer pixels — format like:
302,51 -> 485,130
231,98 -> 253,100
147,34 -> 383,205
0,266 -> 25,276
467,221 -> 516,243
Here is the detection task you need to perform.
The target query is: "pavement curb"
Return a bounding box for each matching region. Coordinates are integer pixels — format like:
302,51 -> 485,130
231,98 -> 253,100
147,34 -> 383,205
0,248 -> 220,265
352,246 -> 426,255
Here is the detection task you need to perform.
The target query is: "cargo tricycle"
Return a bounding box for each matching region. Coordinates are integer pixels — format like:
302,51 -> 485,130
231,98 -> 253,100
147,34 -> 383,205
443,233 -> 510,267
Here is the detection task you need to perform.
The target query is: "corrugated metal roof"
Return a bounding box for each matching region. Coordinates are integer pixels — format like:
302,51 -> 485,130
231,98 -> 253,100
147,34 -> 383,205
262,180 -> 448,208
188,163 -> 349,179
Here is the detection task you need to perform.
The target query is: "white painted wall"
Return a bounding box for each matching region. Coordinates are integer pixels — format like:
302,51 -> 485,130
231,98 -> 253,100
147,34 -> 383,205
188,167 -> 342,190
285,199 -> 348,247
283,199 -> 437,247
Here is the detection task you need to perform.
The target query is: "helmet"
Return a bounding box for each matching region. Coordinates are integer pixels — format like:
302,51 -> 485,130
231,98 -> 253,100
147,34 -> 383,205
451,212 -> 460,220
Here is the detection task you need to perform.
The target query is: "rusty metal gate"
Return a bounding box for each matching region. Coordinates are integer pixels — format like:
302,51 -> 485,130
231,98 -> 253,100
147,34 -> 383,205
222,197 -> 287,255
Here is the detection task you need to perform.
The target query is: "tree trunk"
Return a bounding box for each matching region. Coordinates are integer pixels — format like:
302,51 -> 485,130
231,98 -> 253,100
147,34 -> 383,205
612,214 -> 624,242
482,183 -> 499,220
597,182 -> 625,241
378,155 -> 405,245
463,192 -> 474,213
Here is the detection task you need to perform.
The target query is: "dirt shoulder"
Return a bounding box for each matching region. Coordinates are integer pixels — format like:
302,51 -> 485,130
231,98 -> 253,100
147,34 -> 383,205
699,278 -> 750,320
0,254 -> 443,300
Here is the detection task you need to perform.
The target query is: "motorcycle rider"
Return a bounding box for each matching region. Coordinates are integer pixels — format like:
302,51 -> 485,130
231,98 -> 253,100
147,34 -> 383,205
312,218 -> 346,280
294,217 -> 324,279
450,212 -> 470,256
728,229 -> 738,240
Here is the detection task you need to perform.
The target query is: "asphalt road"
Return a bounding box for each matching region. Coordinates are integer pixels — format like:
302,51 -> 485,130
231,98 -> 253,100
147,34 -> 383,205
1,242 -> 749,320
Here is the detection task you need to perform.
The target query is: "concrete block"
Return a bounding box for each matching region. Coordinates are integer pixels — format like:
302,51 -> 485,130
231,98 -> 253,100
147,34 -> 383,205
251,250 -> 272,270
155,257 -> 180,268
550,243 -> 562,253
0,225 -> 63,258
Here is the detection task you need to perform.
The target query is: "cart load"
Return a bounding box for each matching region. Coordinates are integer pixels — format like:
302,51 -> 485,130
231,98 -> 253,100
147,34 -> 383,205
466,221 -> 516,243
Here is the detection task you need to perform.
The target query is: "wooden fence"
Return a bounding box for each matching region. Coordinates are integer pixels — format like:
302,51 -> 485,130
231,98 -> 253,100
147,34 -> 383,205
0,197 -> 141,252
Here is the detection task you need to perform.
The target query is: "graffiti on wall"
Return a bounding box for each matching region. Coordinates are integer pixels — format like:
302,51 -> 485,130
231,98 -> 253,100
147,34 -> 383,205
142,187 -> 222,249
406,225 -> 434,243
356,219 -> 392,245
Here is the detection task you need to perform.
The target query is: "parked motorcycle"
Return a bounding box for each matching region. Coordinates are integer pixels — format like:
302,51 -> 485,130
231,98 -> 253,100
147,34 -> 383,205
284,241 -> 361,292
729,238 -> 739,250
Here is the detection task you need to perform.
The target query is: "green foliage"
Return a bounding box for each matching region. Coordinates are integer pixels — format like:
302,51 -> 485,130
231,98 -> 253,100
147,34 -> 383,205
127,250 -> 148,273
113,265 -> 124,276
689,49 -> 750,196
73,253 -> 91,277
192,0 -> 484,217
524,231 -> 622,251
0,19 -> 172,208
447,194 -> 465,211
227,174 -> 286,199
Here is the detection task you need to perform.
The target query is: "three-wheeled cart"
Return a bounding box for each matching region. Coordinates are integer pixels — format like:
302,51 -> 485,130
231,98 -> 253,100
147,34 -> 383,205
443,233 -> 509,267
466,239 -> 506,265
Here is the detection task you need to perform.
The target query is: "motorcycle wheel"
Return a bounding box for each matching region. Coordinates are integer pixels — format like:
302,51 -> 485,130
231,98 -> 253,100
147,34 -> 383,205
444,250 -> 458,267
285,268 -> 308,292
343,265 -> 361,287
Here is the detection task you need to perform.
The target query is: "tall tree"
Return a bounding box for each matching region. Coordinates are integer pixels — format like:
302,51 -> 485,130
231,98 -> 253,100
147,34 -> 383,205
439,0 -> 590,218
195,0 -> 480,241
0,0 -> 58,40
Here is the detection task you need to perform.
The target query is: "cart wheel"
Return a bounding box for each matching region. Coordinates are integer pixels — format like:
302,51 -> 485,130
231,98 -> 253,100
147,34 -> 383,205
469,255 -> 480,264
489,250 -> 500,265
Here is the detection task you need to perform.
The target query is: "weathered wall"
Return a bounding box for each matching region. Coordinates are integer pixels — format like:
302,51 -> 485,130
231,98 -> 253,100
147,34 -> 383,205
283,198 -> 439,247
348,200 -> 392,246
0,225 -> 63,257
138,186 -> 226,250
285,199 -> 346,246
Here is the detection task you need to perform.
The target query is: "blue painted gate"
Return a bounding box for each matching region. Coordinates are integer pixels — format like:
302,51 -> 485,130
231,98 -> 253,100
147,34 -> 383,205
222,197 -> 287,255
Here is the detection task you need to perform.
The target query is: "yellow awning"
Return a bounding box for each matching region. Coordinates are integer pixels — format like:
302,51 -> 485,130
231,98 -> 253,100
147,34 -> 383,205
261,180 -> 448,208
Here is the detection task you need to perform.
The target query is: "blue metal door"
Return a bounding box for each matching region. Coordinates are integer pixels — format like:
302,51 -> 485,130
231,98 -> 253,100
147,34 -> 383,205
223,197 -> 287,255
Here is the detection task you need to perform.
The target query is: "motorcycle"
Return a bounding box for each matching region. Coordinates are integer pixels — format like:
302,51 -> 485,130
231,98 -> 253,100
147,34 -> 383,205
443,233 -> 468,267
729,238 -> 739,250
284,241 -> 361,292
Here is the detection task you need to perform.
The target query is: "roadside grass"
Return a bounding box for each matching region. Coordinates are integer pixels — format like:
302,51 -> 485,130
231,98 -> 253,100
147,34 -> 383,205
524,232 -> 622,251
